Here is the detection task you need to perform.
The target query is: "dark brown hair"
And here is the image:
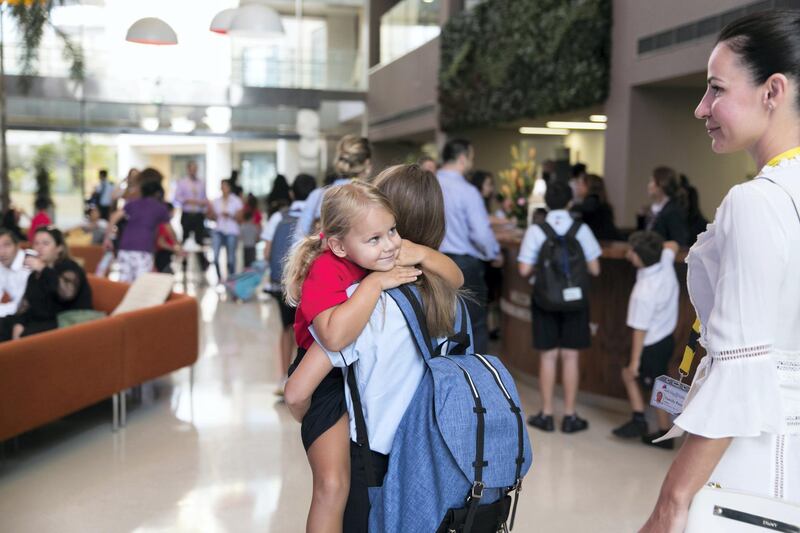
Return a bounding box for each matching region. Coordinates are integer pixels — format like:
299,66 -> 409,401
373,164 -> 457,338
582,174 -> 608,204
652,166 -> 681,199
33,226 -> 70,263
719,10 -> 800,109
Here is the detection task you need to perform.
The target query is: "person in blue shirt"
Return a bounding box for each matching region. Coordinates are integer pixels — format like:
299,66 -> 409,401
294,135 -> 372,241
437,138 -> 502,353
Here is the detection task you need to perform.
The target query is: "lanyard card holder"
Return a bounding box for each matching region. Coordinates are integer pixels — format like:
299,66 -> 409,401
650,318 -> 700,416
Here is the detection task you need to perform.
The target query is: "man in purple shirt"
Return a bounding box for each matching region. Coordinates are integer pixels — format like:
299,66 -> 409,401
173,161 -> 210,273
437,138 -> 502,353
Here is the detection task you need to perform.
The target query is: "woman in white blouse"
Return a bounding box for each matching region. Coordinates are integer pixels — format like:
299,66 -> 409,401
641,11 -> 800,532
207,179 -> 244,280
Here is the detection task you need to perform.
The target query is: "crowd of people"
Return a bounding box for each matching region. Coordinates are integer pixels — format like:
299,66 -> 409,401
0,9 -> 797,531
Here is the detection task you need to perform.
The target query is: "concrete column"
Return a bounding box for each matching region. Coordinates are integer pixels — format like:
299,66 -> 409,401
277,139 -> 300,183
205,139 -> 233,199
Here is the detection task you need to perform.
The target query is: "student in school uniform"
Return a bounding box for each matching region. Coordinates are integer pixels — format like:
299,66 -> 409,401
612,231 -> 680,448
518,180 -> 601,434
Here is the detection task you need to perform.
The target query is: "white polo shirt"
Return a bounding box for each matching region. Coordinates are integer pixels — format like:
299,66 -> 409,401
517,209 -> 602,265
626,248 -> 679,346
0,250 -> 30,317
311,284 -> 431,455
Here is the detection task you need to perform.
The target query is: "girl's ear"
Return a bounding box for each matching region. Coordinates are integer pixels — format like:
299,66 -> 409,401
327,236 -> 347,258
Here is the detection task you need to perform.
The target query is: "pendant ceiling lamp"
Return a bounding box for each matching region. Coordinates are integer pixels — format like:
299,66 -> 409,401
125,17 -> 178,45
209,8 -> 237,34
228,4 -> 284,37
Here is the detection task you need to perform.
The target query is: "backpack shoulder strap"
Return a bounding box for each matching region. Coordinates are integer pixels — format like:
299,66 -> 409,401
386,285 -> 436,360
565,220 -> 583,240
537,221 -> 558,240
345,361 -> 377,486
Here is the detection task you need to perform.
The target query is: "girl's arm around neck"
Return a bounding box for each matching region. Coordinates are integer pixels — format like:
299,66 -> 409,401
312,265 -> 422,352
397,240 -> 464,289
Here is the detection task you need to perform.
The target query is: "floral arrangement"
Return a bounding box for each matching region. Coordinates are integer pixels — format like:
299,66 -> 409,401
497,144 -> 537,227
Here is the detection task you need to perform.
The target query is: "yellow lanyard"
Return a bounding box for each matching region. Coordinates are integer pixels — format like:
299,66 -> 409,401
678,318 -> 701,380
766,146 -> 800,167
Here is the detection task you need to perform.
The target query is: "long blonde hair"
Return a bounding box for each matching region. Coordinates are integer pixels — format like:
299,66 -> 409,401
283,181 -> 395,306
373,164 -> 459,338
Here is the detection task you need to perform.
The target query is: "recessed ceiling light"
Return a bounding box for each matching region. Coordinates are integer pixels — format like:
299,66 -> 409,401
590,115 -> 608,123
546,121 -> 607,131
519,127 -> 569,135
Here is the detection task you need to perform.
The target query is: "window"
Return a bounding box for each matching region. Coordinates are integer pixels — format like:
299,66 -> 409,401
380,0 -> 441,65
239,153 -> 277,197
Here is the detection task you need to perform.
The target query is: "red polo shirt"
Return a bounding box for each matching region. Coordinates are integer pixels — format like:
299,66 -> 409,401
295,250 -> 366,350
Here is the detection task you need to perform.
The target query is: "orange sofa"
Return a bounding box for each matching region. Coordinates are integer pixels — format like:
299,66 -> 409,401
0,275 -> 198,442
69,244 -> 105,275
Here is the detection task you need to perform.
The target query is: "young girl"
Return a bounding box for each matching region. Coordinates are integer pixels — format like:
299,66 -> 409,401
282,180 -> 462,533
286,165 -> 463,532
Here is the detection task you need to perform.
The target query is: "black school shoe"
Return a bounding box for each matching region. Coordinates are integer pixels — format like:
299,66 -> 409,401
561,414 -> 589,434
527,412 -> 555,432
642,430 -> 674,450
612,417 -> 648,439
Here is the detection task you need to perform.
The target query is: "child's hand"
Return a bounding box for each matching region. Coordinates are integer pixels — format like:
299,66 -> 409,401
368,265 -> 422,290
396,239 -> 427,267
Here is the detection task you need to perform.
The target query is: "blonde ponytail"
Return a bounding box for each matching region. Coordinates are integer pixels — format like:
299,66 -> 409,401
283,234 -> 324,306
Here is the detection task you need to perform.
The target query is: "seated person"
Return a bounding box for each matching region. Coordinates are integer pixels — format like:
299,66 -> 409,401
0,228 -> 30,317
0,227 -> 93,341
613,231 -> 680,448
84,205 -> 109,246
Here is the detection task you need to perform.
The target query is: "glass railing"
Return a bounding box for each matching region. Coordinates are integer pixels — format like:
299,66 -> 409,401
379,0 -> 441,65
1,43 -> 364,92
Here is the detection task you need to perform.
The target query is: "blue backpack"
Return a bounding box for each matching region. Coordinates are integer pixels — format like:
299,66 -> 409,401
269,210 -> 299,284
347,285 -> 533,533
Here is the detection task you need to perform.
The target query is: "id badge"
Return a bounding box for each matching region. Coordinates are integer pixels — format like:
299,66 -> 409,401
650,375 -> 690,416
562,287 -> 583,302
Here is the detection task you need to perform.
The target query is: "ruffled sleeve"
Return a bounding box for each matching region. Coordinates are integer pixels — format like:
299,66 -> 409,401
668,184 -> 787,439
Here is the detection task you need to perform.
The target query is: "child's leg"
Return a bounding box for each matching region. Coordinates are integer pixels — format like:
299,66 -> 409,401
306,414 -> 350,533
560,348 -> 580,415
655,408 -> 671,431
538,349 -> 558,415
621,366 -> 646,412
280,326 -> 295,377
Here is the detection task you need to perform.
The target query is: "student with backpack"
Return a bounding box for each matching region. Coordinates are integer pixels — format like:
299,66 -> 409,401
286,165 -> 532,533
518,180 -> 602,433
262,174 -> 317,396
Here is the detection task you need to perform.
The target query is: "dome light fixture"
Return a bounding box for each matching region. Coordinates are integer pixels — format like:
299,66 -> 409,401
125,17 -> 178,45
227,3 -> 284,38
209,8 -> 237,34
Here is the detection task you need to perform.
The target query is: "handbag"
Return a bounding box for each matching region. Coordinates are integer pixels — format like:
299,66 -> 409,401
686,483 -> 800,532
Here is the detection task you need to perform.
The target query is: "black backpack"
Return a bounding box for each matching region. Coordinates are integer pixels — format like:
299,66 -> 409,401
533,221 -> 590,311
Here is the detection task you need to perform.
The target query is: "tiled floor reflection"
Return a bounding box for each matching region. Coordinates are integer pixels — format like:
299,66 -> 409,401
0,285 -> 677,532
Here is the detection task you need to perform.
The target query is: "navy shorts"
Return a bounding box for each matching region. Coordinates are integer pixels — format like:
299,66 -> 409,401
638,335 -> 675,390
288,347 -> 347,451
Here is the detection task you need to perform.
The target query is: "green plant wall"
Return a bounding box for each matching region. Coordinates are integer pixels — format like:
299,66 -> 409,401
439,0 -> 611,131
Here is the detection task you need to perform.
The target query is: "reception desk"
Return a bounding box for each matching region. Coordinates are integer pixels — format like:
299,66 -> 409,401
496,228 -> 700,400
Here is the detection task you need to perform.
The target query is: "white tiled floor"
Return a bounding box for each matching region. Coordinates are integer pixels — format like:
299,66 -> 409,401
0,286 -> 677,532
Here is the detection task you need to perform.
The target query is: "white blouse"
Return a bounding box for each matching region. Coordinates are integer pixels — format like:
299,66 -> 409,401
664,156 -> 800,440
